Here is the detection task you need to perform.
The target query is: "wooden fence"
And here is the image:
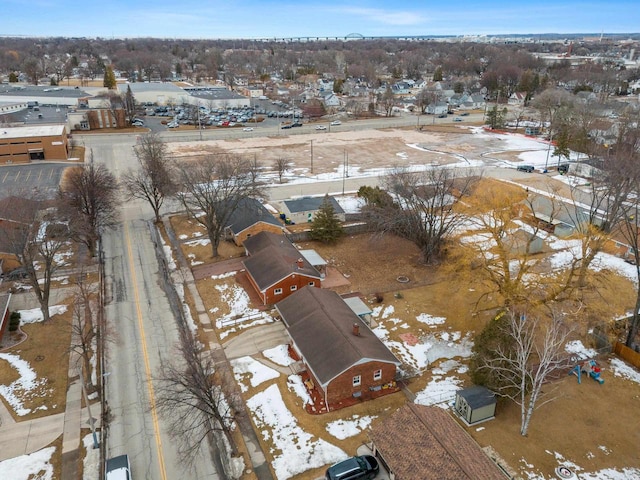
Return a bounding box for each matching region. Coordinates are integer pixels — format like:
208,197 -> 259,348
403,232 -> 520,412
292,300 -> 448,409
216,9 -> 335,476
614,341 -> 640,369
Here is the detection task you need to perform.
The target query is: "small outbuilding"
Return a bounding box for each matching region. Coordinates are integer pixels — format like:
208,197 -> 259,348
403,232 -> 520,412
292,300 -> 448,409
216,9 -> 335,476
454,385 -> 496,425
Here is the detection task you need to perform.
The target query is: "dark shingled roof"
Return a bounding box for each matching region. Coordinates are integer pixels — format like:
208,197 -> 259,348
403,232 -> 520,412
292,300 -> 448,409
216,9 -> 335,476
226,198 -> 281,235
283,196 -> 344,214
457,386 -> 496,409
275,287 -> 400,387
243,232 -> 321,291
369,403 -> 505,480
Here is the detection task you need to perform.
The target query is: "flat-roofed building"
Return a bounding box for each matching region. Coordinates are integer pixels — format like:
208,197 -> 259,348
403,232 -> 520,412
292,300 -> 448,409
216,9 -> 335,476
0,125 -> 68,164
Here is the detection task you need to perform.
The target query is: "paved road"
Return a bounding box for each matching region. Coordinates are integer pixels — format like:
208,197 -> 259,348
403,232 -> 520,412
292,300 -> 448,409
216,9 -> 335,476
91,136 -> 220,480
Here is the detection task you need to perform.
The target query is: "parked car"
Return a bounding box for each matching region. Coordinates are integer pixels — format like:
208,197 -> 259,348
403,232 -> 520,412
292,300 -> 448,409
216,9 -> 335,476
105,454 -> 131,480
132,120 -> 145,127
330,120 -> 342,126
325,455 -> 379,480
315,125 -> 327,130
4,267 -> 28,281
517,165 -> 535,173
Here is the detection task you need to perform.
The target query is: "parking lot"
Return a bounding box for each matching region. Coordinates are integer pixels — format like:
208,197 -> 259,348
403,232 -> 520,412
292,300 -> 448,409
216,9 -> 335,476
0,163 -> 68,199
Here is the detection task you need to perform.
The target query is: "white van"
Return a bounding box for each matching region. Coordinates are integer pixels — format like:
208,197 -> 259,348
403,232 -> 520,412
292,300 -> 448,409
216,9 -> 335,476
105,454 -> 131,480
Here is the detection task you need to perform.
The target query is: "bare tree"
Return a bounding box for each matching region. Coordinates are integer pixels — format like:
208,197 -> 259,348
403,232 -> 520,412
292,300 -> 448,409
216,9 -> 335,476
68,273 -> 98,389
59,154 -> 120,257
176,155 -> 262,258
5,197 -> 68,323
272,157 -> 289,184
378,86 -> 395,117
365,167 -> 477,263
121,133 -> 176,223
155,330 -> 241,467
479,311 -> 573,436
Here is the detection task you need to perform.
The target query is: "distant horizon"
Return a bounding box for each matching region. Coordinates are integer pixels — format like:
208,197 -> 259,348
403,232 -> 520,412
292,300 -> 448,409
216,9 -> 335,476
1,32 -> 640,41
2,1 -> 639,40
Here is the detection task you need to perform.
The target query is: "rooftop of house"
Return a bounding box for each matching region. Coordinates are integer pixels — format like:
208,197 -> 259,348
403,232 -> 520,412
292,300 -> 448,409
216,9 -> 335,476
283,195 -> 344,214
226,197 -> 281,235
368,403 -> 505,480
275,287 -> 399,386
243,232 -> 321,291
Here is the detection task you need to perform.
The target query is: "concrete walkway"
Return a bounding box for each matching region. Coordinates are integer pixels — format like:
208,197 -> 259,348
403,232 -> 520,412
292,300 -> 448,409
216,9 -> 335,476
0,298 -> 101,478
163,217 -> 275,480
222,322 -> 290,360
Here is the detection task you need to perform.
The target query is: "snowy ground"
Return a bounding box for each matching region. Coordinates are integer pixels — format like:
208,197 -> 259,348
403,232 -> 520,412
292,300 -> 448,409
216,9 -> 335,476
2,129 -> 639,479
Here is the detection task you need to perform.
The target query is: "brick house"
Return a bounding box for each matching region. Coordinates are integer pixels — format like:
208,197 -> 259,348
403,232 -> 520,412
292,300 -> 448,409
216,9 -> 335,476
275,287 -> 401,410
368,403 -> 505,480
224,198 -> 284,246
243,232 -> 322,305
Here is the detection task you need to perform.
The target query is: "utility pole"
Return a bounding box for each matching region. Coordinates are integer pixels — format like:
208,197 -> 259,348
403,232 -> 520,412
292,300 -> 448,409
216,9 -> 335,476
78,365 -> 99,449
310,139 -> 314,174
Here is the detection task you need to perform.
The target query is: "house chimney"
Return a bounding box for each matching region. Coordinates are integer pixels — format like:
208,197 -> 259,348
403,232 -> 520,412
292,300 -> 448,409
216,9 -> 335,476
352,323 -> 360,336
297,258 -> 304,269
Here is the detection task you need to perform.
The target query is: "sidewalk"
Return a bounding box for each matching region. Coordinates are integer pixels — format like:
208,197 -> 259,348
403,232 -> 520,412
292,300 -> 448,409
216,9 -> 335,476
163,217 -> 275,480
0,312 -> 101,479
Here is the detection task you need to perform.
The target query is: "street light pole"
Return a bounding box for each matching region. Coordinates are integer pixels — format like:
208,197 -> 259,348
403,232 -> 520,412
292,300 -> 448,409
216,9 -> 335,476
544,131 -> 554,172
310,139 -> 314,174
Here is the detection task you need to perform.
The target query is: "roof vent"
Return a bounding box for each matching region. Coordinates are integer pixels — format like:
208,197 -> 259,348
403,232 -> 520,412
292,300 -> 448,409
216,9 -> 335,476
297,258 -> 304,268
352,323 -> 360,336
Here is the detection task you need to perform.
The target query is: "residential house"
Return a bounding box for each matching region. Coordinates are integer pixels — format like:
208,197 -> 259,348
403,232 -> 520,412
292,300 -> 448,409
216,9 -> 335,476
454,386 -> 497,425
243,232 -> 322,305
323,93 -> 342,108
368,403 -> 505,480
426,102 -> 449,115
278,196 -> 345,225
508,92 -> 528,106
224,198 -> 283,246
275,287 -> 401,410
318,79 -> 334,93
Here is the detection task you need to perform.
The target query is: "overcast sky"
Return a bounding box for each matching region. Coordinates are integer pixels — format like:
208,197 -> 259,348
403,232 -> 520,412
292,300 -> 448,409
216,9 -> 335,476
2,0 -> 639,39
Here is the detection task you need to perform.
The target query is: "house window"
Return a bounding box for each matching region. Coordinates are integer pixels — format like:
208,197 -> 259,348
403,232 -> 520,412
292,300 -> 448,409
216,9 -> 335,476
290,285 -> 297,291
308,281 -> 315,286
373,369 -> 382,381
353,375 -> 361,387
274,288 -> 283,295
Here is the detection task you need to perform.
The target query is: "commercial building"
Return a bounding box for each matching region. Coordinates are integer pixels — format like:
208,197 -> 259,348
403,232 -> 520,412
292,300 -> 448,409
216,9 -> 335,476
0,125 -> 68,164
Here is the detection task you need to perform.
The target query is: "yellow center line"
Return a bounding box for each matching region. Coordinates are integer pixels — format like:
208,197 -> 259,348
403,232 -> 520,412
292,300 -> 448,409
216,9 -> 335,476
124,221 -> 168,480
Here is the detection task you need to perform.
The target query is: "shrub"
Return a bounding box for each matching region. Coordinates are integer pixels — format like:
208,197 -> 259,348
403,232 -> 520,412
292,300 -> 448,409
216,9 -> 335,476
8,311 -> 21,332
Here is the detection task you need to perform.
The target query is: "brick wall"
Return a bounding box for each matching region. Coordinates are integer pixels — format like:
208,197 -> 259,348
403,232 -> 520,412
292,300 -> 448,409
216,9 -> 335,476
326,361 -> 397,405
234,223 -> 283,246
264,273 -> 321,304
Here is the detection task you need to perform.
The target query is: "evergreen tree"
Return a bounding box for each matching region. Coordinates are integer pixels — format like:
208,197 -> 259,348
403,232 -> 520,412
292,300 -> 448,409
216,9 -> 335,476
309,195 -> 343,244
8,72 -> 18,82
486,105 -> 506,129
433,66 -> 443,82
103,65 -> 116,89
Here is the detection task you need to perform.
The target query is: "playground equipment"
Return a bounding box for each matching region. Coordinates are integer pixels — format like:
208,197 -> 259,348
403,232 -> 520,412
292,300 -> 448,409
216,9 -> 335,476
569,358 -> 604,385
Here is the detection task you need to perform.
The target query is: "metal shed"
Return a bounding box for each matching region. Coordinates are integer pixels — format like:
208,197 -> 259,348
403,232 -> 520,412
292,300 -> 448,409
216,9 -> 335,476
454,386 -> 496,425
